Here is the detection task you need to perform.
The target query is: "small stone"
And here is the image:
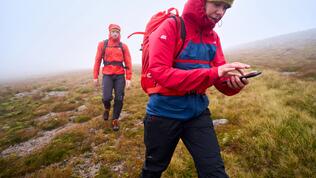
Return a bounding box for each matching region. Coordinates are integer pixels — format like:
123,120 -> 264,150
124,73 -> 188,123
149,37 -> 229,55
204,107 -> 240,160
77,105 -> 88,112
213,119 -> 229,126
281,72 -> 298,76
46,91 -> 68,97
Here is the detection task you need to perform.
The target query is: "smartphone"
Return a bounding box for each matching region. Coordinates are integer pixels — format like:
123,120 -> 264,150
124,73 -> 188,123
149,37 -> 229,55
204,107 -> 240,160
240,71 -> 262,80
222,71 -> 262,84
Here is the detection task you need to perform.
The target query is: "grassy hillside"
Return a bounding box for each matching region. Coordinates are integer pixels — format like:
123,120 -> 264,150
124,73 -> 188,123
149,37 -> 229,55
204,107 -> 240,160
0,67 -> 315,177
0,29 -> 316,177
226,28 -> 316,80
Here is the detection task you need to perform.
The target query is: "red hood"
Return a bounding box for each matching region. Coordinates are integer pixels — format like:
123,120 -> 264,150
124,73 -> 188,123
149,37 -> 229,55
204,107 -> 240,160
108,24 -> 121,43
182,0 -> 216,31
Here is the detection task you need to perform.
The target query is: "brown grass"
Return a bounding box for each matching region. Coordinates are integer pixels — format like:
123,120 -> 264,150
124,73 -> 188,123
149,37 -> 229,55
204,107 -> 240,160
0,65 -> 315,177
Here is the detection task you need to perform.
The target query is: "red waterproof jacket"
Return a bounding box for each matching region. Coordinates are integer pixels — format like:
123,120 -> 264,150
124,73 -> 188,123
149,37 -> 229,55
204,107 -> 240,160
93,24 -> 132,80
148,0 -> 240,96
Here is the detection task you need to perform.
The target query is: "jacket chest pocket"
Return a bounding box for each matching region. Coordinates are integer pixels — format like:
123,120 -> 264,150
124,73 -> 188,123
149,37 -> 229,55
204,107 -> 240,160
179,41 -> 217,61
105,47 -> 123,60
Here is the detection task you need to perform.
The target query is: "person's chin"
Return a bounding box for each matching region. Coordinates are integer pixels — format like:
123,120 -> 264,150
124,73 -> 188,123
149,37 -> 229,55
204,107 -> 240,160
208,17 -> 218,24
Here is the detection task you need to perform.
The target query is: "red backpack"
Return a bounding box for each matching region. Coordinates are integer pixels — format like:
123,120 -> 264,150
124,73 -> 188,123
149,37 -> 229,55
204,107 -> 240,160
128,8 -> 186,94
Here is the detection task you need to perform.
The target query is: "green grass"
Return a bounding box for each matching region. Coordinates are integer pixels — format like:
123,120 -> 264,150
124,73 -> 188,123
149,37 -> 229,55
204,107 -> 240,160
0,68 -> 315,177
26,166 -> 73,178
0,96 -> 41,151
37,117 -> 68,131
0,129 -> 92,177
208,70 -> 316,177
52,102 -> 79,112
76,87 -> 94,94
73,115 -> 91,123
95,166 -> 116,178
44,86 -> 68,92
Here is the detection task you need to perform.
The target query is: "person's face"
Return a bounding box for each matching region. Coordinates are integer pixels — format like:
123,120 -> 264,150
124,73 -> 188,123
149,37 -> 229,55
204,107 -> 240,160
205,1 -> 230,23
110,30 -> 120,39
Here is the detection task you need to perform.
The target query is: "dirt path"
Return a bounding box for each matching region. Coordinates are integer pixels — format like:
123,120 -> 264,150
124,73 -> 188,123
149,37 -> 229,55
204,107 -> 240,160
0,111 -> 130,158
0,123 -> 76,157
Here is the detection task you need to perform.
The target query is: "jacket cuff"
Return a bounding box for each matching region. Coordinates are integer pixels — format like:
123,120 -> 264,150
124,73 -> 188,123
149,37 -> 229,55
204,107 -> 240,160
93,74 -> 99,79
209,67 -> 220,84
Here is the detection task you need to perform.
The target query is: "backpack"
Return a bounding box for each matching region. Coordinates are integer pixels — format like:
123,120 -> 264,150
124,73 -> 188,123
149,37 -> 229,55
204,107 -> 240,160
128,8 -> 186,94
102,39 -> 127,69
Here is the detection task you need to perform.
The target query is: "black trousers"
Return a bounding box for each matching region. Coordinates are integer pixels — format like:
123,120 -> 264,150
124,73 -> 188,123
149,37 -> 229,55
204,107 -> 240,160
102,74 -> 125,120
141,109 -> 229,178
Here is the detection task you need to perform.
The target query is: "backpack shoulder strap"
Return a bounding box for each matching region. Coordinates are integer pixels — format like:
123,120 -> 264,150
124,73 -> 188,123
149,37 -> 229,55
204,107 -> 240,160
178,17 -> 186,58
169,16 -> 186,58
119,42 -> 128,69
119,42 -> 125,60
102,39 -> 109,60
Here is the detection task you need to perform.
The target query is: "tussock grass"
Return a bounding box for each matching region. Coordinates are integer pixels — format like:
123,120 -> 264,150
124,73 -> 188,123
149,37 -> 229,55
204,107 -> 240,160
0,127 -> 93,177
52,102 -> 79,113
163,141 -> 197,178
208,70 -> 316,177
73,115 -> 91,123
0,96 -> 41,151
37,117 -> 68,131
76,87 -> 94,94
33,104 -> 51,117
95,166 -> 116,178
44,86 -> 68,92
0,67 -> 315,177
25,166 -> 73,178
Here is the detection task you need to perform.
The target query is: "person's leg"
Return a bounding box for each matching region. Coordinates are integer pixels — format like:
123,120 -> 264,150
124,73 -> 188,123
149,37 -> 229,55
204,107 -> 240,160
141,115 -> 182,178
102,75 -> 114,120
181,109 -> 229,178
113,74 -> 125,120
111,74 -> 125,131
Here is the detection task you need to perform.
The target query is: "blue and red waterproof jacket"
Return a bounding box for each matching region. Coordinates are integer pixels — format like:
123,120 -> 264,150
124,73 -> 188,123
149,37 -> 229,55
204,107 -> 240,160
146,0 -> 241,120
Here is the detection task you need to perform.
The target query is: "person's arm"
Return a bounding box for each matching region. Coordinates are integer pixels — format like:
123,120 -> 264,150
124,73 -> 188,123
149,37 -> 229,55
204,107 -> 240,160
93,42 -> 103,79
148,19 -> 220,93
211,33 -> 246,96
93,42 -> 103,87
123,44 -> 132,80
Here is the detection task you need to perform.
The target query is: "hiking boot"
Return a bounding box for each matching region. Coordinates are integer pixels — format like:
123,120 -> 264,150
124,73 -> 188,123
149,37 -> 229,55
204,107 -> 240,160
102,99 -> 111,121
112,119 -> 119,131
103,109 -> 110,121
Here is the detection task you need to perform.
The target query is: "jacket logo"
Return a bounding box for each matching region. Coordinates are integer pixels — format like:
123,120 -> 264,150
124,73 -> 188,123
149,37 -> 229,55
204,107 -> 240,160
160,35 -> 167,40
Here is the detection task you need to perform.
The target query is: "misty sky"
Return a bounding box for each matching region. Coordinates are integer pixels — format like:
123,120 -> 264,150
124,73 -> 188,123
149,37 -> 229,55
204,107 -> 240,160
1,0 -> 316,81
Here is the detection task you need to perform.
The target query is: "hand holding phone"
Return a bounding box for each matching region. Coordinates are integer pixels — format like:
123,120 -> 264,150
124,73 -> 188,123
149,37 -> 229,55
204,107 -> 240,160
222,71 -> 262,84
239,71 -> 262,80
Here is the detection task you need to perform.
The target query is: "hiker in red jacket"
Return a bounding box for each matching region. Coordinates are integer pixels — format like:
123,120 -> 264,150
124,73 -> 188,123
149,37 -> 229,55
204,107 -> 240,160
141,0 -> 250,177
93,24 -> 132,131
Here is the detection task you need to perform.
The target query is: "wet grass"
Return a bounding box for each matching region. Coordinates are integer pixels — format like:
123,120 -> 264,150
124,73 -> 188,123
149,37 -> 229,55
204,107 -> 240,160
37,117 -> 68,131
73,115 -> 91,123
44,86 -> 68,92
95,166 -> 116,178
0,96 -> 41,151
0,68 -> 315,177
0,129 -> 93,177
25,166 -> 73,178
208,70 -> 316,177
52,102 -> 79,113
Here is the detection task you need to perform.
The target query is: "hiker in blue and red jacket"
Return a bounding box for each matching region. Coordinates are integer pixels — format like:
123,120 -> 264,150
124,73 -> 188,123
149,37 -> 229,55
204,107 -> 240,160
141,0 -> 250,177
93,24 -> 132,131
